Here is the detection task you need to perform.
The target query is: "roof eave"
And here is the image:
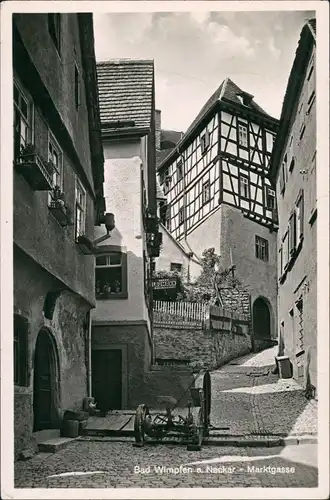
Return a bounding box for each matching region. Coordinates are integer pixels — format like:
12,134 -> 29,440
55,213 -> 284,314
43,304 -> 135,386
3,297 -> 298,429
101,126 -> 150,140
157,102 -> 218,171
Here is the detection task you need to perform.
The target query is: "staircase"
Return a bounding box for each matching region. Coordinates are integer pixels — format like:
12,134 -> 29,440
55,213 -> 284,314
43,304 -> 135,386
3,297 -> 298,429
34,429 -> 77,453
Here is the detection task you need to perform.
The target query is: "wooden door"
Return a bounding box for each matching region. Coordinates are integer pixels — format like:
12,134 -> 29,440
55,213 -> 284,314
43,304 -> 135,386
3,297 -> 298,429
92,349 -> 122,412
33,333 -> 53,431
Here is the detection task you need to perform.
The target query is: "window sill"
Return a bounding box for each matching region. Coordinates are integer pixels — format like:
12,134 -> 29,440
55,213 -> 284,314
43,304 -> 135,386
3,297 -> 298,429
96,292 -> 128,300
280,238 -> 304,281
256,257 -> 269,262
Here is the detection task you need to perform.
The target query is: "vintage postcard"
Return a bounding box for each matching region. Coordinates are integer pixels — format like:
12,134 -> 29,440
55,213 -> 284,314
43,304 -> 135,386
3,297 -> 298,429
1,1 -> 329,499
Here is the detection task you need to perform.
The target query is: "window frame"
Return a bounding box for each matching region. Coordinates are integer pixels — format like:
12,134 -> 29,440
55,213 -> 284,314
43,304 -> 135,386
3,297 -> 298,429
74,63 -> 81,110
47,130 -> 63,201
14,315 -> 28,387
266,186 -> 276,210
255,235 -> 269,262
95,250 -> 128,300
48,13 -> 61,55
75,177 -> 86,240
282,230 -> 290,271
238,122 -> 248,148
295,190 -> 304,245
170,262 -> 183,273
200,129 -> 210,154
13,78 -> 34,160
202,180 -> 211,205
239,174 -> 250,199
178,206 -> 185,226
176,160 -> 183,181
288,211 -> 297,256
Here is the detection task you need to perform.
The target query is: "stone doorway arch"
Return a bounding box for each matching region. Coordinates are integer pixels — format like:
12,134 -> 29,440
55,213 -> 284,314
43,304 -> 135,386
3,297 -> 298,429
252,297 -> 271,350
33,329 -> 61,432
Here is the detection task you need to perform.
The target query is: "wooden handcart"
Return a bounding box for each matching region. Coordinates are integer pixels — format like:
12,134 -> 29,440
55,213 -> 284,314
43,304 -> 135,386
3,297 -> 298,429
133,371 -> 211,451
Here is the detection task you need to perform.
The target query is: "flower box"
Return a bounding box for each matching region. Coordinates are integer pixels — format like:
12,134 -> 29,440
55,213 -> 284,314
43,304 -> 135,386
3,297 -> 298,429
48,186 -> 69,227
76,234 -> 94,255
49,201 -> 69,227
15,147 -> 53,191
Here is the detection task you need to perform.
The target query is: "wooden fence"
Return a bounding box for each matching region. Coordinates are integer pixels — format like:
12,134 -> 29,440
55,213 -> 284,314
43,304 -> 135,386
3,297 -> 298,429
153,300 -> 208,329
153,301 -> 250,331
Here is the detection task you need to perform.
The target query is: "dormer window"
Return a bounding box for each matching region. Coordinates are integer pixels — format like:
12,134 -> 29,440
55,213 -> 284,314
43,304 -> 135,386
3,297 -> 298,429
236,91 -> 254,107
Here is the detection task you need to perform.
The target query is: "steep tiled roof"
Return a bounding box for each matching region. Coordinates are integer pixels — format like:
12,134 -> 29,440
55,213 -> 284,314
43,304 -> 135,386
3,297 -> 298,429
97,59 -> 154,131
307,18 -> 316,37
184,78 -> 272,140
158,77 -> 276,170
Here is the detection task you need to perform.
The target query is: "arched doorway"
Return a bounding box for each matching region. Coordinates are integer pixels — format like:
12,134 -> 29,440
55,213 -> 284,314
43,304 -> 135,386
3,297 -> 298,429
33,329 -> 60,432
253,297 -> 271,341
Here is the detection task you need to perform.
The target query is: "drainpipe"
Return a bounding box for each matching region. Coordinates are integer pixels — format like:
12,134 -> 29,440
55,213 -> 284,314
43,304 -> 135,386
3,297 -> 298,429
88,310 -> 92,397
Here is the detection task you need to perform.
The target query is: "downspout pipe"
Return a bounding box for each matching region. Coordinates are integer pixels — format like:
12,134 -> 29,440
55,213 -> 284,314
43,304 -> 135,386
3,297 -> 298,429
88,310 -> 92,397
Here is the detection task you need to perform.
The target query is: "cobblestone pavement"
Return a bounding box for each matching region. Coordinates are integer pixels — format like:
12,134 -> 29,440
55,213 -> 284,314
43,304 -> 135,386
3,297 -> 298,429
198,346 -> 318,438
14,439 -> 318,488
12,347 -> 319,490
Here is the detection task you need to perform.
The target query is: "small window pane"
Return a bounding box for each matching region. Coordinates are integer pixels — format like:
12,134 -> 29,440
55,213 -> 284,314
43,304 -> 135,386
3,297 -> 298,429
110,253 -> 122,265
20,97 -> 28,119
96,256 -> 107,266
14,85 -> 19,104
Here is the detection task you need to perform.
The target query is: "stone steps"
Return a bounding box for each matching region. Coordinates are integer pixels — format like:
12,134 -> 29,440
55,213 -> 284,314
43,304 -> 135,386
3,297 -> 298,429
38,436 -> 77,453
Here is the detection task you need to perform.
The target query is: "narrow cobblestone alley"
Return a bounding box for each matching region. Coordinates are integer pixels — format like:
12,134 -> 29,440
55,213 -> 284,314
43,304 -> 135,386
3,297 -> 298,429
13,347 -> 318,490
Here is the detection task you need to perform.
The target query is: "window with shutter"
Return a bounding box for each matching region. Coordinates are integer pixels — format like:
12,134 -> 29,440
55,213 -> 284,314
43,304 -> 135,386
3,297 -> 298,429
296,191 -> 304,243
289,212 -> 296,255
14,315 -> 28,387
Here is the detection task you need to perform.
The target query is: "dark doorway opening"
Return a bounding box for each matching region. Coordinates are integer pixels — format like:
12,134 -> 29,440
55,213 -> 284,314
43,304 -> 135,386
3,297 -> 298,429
92,349 -> 122,412
33,330 -> 59,432
253,297 -> 271,341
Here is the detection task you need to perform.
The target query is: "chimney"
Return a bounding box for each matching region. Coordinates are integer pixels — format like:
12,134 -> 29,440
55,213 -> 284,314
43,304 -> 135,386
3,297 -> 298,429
155,109 -> 161,150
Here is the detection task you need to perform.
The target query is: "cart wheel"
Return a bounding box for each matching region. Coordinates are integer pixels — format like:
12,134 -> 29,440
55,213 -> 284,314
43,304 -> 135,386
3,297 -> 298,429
187,407 -> 203,451
133,404 -> 148,447
203,371 -> 211,435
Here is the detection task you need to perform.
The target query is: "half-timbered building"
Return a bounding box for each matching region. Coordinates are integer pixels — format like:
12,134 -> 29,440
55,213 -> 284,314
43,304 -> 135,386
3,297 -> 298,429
158,78 -> 279,348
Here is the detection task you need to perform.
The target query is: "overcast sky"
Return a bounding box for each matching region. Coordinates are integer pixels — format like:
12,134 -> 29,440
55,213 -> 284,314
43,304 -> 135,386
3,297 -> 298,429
94,10 -> 314,132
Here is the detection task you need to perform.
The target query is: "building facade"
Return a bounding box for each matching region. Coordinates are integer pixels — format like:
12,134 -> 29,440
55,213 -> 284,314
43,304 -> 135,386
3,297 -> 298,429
13,13 -> 104,457
270,20 -> 316,391
92,59 -> 160,410
157,79 -> 279,348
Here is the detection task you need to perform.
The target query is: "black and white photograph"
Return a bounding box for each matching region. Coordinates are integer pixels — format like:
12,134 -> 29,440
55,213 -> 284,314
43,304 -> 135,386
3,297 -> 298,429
1,1 -> 329,498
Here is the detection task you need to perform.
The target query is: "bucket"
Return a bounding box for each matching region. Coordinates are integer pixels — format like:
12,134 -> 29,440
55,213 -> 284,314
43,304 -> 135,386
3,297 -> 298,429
64,419 -> 79,438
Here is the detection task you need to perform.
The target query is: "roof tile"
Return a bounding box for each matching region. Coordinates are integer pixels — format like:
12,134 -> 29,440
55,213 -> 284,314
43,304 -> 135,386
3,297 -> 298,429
97,59 -> 154,131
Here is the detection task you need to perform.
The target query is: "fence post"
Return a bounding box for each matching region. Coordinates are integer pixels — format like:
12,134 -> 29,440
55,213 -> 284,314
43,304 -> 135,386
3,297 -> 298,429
204,304 -> 211,330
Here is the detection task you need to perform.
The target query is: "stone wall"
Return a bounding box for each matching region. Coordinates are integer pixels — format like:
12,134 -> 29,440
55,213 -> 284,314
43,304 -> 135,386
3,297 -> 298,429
154,325 -> 251,371
218,287 -> 250,316
92,321 -> 153,409
14,248 -> 91,459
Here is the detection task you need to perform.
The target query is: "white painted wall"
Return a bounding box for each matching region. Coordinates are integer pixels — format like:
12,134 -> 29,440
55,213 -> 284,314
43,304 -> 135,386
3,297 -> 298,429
93,139 -> 150,325
156,225 -> 201,280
